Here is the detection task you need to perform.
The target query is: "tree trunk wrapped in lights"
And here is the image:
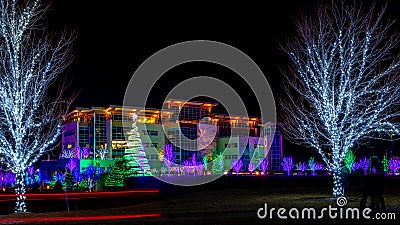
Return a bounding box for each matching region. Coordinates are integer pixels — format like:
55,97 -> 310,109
280,1 -> 400,197
0,0 -> 74,212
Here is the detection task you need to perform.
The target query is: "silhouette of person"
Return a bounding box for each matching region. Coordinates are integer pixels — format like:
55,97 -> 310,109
360,156 -> 385,210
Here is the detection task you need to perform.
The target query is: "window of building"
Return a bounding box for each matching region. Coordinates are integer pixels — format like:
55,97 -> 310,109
201,108 -> 210,118
179,106 -> 200,121
170,106 -> 180,121
265,128 -> 271,136
148,130 -> 158,136
142,130 -> 158,136
143,143 -> 158,148
79,126 -> 89,148
112,126 -> 129,140
225,143 -> 238,148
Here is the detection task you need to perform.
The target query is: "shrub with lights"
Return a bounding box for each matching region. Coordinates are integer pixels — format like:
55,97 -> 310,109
281,156 -> 294,176
259,158 -> 269,176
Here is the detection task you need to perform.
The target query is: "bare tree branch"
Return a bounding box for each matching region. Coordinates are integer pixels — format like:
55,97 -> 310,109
279,1 -> 400,197
0,0 -> 75,212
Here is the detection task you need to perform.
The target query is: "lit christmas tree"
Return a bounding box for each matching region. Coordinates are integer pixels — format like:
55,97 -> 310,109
124,113 -> 151,176
105,159 -> 128,187
63,171 -> 75,191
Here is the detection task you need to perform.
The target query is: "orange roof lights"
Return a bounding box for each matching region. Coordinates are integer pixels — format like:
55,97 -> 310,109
164,99 -> 218,106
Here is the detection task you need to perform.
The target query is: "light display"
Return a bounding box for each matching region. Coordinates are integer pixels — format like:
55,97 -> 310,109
344,149 -> 356,173
388,158 -> 400,175
27,166 -> 34,177
63,171 -> 74,191
307,157 -> 317,175
84,165 -> 97,192
259,158 -> 269,176
0,0 -> 74,212
163,144 -> 175,176
280,1 -> 400,196
281,156 -> 294,176
295,162 -> 307,175
66,159 -> 77,172
315,162 -> 325,171
105,159 -> 127,188
82,148 -> 89,159
382,155 -> 389,173
196,164 -> 204,175
95,147 -> 108,160
124,113 -> 151,176
181,160 -> 192,175
61,149 -> 77,159
351,162 -> 360,172
231,159 -> 243,175
248,162 -> 256,175
212,154 -> 224,175
203,156 -> 208,173
4,171 -> 16,188
358,157 -> 370,175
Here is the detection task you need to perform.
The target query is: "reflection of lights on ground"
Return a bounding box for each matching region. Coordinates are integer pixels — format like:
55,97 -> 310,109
3,214 -> 161,223
0,189 -> 159,198
0,189 -> 160,202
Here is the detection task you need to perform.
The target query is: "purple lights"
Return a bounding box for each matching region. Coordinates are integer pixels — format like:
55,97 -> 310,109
66,158 -> 77,172
388,158 -> 400,175
163,144 -> 175,176
281,156 -> 294,176
231,159 -> 243,175
259,158 -> 269,176
358,157 -> 370,175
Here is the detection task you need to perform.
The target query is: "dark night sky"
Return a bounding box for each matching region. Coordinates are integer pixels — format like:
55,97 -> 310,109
45,0 -> 400,159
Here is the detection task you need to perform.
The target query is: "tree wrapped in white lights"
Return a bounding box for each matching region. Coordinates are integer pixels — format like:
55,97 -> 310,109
124,113 -> 151,176
0,0 -> 74,212
280,1 -> 400,197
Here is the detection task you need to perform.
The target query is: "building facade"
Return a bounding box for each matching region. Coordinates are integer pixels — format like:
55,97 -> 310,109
61,100 -> 283,172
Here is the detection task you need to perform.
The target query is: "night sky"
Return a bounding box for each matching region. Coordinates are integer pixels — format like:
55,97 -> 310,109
45,0 -> 400,158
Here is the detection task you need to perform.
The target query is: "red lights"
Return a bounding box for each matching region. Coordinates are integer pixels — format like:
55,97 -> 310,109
3,214 -> 161,223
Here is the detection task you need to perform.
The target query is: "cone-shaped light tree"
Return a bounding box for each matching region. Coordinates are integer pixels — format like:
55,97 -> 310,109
105,158 -> 128,188
124,113 -> 151,176
280,1 -> 400,197
0,0 -> 74,212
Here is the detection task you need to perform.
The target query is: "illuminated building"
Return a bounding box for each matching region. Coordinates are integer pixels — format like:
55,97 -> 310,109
61,100 -> 283,172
